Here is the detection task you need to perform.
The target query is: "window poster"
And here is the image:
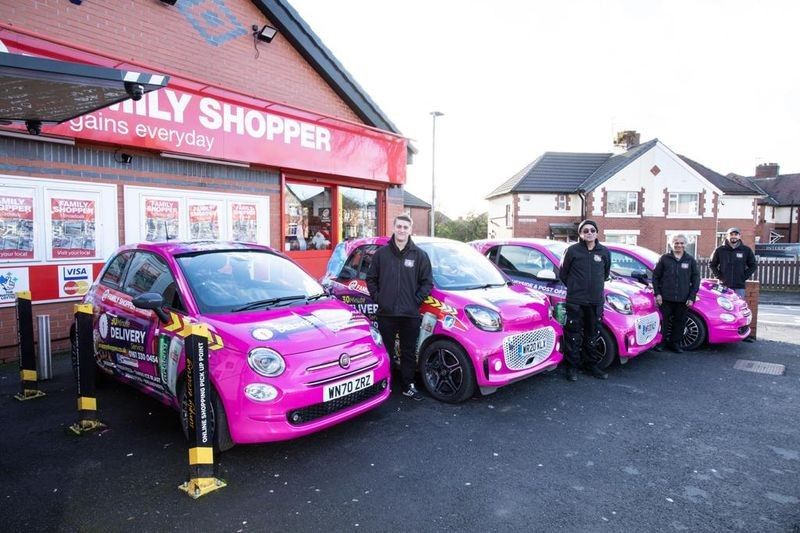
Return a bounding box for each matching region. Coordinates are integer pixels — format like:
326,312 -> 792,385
231,203 -> 258,242
50,198 -> 96,258
145,198 -> 180,241
0,194 -> 34,260
189,202 -> 220,240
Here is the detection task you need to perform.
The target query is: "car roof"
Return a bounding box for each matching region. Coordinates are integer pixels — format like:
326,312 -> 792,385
119,240 -> 276,257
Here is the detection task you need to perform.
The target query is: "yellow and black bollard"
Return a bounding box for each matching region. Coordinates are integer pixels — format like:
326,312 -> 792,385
178,323 -> 226,499
68,303 -> 106,434
14,291 -> 45,401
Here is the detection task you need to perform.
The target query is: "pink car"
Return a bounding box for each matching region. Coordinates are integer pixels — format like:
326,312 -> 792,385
322,237 -> 563,403
79,241 -> 391,451
603,243 -> 752,349
471,239 -> 662,369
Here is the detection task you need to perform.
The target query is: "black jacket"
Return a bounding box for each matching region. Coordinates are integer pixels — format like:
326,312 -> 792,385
366,236 -> 433,318
709,241 -> 757,289
559,240 -> 610,305
653,252 -> 700,302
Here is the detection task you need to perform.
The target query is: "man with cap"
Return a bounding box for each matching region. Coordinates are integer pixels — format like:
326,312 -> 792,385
709,227 -> 757,299
559,219 -> 611,381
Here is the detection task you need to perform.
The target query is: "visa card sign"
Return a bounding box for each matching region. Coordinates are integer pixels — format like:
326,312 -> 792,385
58,264 -> 93,298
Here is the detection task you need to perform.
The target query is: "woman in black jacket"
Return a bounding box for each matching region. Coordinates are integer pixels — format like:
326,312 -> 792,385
652,234 -> 700,353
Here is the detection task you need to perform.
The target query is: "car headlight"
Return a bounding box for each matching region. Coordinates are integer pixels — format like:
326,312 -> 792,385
465,305 -> 502,332
719,313 -> 735,323
248,348 -> 285,377
716,296 -> 734,311
606,293 -> 633,315
244,383 -> 278,402
370,327 -> 383,345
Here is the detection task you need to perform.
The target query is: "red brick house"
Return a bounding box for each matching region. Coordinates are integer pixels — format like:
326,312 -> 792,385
731,164 -> 800,244
402,190 -> 432,236
486,132 -> 763,258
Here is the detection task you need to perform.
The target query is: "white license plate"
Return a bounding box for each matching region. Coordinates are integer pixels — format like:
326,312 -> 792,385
635,313 -> 659,345
323,372 -> 373,402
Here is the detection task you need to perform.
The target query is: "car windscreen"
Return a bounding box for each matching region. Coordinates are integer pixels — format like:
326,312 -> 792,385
177,250 -> 324,314
419,241 -> 507,290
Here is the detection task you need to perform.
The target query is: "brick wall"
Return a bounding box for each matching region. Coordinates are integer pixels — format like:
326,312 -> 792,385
407,206 -> 430,236
1,0 -> 362,122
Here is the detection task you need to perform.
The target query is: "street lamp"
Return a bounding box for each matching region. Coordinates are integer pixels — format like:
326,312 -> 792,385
430,111 -> 444,237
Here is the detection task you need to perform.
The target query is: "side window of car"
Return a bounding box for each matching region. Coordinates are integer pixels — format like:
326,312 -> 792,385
498,245 -> 556,279
122,253 -> 186,312
610,251 -> 650,278
485,247 -> 500,264
357,245 -> 378,280
100,251 -> 132,288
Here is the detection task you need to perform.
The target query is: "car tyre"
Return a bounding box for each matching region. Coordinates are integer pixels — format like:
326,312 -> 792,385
420,339 -> 476,403
593,327 -> 618,370
178,382 -> 234,452
680,312 -> 707,351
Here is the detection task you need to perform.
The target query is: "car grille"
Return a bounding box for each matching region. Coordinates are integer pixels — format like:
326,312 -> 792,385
502,326 -> 556,370
286,380 -> 387,425
738,326 -> 750,335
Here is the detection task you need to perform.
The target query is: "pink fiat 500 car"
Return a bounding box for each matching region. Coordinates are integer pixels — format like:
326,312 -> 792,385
321,237 -> 563,403
471,239 -> 662,369
603,243 -> 752,350
79,241 -> 391,451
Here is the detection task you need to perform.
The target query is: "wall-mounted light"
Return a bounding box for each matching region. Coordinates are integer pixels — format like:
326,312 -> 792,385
124,82 -> 144,101
253,24 -> 278,43
114,149 -> 132,164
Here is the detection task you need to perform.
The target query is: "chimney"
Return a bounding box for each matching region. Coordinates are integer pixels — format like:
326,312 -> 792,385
755,163 -> 779,179
614,130 -> 640,151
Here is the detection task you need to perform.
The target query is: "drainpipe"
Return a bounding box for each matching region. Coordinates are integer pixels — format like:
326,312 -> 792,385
577,189 -> 587,220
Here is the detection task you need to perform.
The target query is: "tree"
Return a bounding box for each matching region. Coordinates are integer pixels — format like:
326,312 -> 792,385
435,212 -> 488,242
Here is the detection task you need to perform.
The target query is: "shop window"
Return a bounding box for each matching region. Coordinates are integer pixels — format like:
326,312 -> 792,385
340,187 -> 377,241
284,183 -> 332,251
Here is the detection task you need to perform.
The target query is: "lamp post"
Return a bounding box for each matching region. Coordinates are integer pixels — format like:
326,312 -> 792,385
430,111 -> 444,237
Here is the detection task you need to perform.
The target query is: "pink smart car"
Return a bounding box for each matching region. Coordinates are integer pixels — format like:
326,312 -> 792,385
471,239 -> 662,369
322,237 -> 563,403
603,243 -> 752,349
80,241 -> 391,451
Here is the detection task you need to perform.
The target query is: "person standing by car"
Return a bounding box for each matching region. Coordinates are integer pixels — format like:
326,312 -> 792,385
709,227 -> 757,299
559,219 -> 611,381
367,214 -> 433,400
652,234 -> 700,353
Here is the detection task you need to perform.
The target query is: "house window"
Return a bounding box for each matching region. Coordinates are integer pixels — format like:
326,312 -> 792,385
605,233 -> 638,245
556,194 -> 567,211
505,204 -> 512,228
716,232 -> 727,248
607,191 -> 638,215
668,193 -> 699,216
666,232 -> 698,257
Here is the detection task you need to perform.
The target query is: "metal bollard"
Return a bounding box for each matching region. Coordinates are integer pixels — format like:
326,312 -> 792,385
37,315 -> 52,380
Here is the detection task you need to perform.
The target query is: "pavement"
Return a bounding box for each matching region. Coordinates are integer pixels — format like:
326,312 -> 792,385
759,290 -> 800,306
2,339 -> 800,532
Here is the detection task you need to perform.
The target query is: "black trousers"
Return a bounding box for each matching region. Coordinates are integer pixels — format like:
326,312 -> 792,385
377,315 -> 421,389
563,303 -> 604,369
661,300 -> 688,346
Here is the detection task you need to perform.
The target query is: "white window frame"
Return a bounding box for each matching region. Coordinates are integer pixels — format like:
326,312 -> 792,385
668,192 -> 700,217
606,191 -> 639,216
604,230 -> 639,245
556,194 -> 567,211
505,204 -> 512,228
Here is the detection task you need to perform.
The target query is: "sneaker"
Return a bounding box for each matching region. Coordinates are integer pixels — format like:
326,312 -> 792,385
402,384 -> 424,401
565,367 -> 578,382
588,366 -> 608,380
670,344 -> 684,354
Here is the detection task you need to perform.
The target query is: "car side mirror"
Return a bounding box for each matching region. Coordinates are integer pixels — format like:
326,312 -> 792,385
535,270 -> 557,281
631,270 -> 649,284
133,292 -> 170,323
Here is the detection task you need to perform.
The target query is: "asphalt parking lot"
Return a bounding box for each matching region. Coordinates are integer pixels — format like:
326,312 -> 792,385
2,332 -> 798,533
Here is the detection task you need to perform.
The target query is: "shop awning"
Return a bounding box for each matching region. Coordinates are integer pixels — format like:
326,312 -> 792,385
0,52 -> 169,130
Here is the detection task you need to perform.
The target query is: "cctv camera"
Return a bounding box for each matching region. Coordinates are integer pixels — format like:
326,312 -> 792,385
25,120 -> 42,136
124,82 -> 145,101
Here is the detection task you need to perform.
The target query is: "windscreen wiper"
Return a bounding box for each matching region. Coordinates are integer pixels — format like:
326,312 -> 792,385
232,295 -> 306,312
462,282 -> 507,290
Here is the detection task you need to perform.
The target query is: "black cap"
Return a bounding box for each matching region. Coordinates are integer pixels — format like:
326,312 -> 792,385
578,219 -> 598,234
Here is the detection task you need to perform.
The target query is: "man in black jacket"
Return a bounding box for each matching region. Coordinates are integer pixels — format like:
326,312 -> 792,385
652,234 -> 700,353
709,227 -> 757,299
559,219 -> 611,381
367,215 -> 433,400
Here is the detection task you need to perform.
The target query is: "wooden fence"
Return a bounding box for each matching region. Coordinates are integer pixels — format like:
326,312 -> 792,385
698,258 -> 800,290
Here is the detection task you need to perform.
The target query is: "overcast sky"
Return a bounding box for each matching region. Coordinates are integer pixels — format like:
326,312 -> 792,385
290,0 -> 800,218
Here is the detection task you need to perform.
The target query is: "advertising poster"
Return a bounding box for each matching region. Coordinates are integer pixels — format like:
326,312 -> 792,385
50,198 -> 96,258
58,264 -> 94,298
145,198 -> 179,241
0,195 -> 34,260
232,203 -> 258,242
0,267 -> 31,305
189,202 -> 219,240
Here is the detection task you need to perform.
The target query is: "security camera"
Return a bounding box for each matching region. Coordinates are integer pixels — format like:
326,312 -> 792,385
25,120 -> 42,136
124,82 -> 145,101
